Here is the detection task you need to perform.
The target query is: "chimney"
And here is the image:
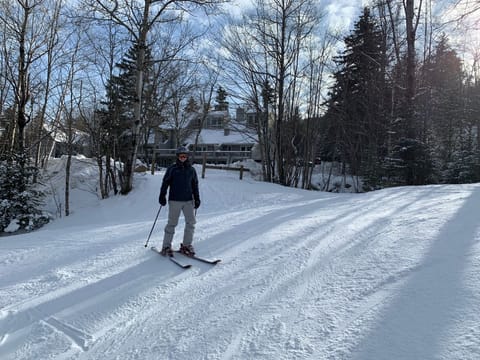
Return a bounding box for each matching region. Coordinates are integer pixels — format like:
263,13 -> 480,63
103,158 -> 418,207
224,127 -> 230,136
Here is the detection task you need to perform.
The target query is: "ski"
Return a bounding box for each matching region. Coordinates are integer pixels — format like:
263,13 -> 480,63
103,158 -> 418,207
168,256 -> 192,269
175,251 -> 221,265
151,247 -> 192,269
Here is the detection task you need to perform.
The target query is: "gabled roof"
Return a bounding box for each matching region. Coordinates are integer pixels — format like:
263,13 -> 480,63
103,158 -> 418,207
43,123 -> 89,143
158,108 -> 257,146
159,110 -> 231,131
158,112 -> 198,130
185,126 -> 257,145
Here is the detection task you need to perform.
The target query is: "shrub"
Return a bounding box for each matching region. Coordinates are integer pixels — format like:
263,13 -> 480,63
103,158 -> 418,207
0,153 -> 50,233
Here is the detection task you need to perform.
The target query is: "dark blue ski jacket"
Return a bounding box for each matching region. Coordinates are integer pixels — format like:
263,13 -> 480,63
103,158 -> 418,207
159,160 -> 200,202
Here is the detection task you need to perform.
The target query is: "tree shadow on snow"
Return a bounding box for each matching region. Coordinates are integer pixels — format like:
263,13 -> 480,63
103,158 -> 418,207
352,186 -> 480,360
0,253 -> 185,352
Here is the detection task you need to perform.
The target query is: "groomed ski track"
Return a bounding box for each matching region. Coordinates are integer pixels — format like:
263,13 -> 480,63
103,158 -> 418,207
0,168 -> 479,359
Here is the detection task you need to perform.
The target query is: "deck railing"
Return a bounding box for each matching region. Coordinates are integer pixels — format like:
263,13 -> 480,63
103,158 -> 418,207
151,148 -> 252,165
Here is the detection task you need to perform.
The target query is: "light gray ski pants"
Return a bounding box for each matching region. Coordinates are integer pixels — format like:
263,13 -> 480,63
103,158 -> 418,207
162,200 -> 196,249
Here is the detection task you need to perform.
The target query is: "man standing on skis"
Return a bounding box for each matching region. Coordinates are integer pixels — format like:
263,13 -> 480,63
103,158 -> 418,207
158,146 -> 201,257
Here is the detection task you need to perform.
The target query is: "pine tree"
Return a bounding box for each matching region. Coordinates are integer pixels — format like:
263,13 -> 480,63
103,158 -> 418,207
97,42 -> 154,193
214,86 -> 229,111
463,80 -> 480,181
0,152 -> 49,233
423,35 -> 466,182
322,7 -> 388,189
185,96 -> 200,114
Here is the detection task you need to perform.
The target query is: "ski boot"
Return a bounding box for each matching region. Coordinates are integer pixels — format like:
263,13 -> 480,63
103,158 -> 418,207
179,244 -> 195,257
160,246 -> 173,257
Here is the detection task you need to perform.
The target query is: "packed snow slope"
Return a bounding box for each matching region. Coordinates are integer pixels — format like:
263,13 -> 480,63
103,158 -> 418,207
1,166 -> 480,360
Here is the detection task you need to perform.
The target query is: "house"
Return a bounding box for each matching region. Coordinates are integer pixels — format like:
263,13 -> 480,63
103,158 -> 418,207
150,108 -> 258,167
235,106 -> 260,128
40,123 -> 91,158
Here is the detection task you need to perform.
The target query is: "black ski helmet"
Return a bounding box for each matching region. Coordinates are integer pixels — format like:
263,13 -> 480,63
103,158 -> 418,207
175,146 -> 189,156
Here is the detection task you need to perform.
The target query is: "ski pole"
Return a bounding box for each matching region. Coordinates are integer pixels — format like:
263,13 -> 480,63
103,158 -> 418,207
144,206 -> 162,248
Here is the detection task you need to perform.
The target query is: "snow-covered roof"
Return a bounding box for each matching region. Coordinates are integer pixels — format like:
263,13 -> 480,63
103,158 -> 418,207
159,110 -> 232,131
43,123 -> 89,143
185,127 -> 257,145
159,112 -> 198,130
208,110 -> 229,117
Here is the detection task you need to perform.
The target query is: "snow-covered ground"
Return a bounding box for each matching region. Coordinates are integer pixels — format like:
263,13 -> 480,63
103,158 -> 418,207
1,158 -> 480,359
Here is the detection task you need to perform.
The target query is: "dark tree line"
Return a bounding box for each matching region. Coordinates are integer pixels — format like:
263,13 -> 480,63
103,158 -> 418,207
322,8 -> 389,188
319,6 -> 480,190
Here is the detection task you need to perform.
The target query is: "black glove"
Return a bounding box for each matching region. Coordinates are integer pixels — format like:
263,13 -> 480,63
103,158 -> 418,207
194,199 -> 201,209
159,195 -> 167,206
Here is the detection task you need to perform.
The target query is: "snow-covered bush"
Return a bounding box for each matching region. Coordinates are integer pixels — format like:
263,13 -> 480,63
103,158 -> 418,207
0,153 -> 50,233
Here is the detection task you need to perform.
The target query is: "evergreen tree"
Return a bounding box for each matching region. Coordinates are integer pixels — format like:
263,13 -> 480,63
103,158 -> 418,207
185,96 -> 200,114
463,80 -> 480,181
97,42 -> 154,192
214,86 -> 229,111
0,152 -> 49,233
322,7 -> 388,189
422,35 -> 466,182
382,55 -> 434,186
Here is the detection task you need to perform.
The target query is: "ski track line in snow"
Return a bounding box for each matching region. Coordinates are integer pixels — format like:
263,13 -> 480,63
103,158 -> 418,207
70,265 -> 216,359
43,317 -> 93,351
76,190 -> 430,359
60,199 -> 340,358
0,222 -> 147,290
192,188 -> 405,262
0,249 -> 198,358
2,181 -> 478,359
201,187 -> 415,268
191,187 -> 460,359
304,188 -> 471,358
220,212 -> 402,357
0,239 -> 146,311
216,219 -> 393,358
0,271 -> 197,359
304,186 -> 480,359
130,194 -> 394,358
349,187 -> 480,360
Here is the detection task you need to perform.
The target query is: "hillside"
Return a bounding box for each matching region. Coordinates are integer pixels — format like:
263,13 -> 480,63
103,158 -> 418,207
1,162 -> 479,359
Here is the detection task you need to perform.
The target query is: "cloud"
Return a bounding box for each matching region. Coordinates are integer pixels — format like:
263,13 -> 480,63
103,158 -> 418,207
223,0 -> 367,28
323,0 -> 363,32
222,0 -> 255,18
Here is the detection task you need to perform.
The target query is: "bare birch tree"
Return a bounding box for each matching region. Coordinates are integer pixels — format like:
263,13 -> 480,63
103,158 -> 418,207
82,0 -> 226,194
221,0 -> 320,186
0,0 -> 49,159
32,0 -> 64,175
301,32 -> 332,189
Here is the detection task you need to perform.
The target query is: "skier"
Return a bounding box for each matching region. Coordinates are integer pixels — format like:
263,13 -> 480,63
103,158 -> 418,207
158,146 -> 201,257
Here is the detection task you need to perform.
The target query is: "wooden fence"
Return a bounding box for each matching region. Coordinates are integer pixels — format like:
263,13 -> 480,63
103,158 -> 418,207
201,154 -> 249,180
